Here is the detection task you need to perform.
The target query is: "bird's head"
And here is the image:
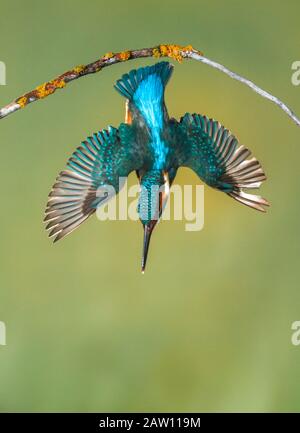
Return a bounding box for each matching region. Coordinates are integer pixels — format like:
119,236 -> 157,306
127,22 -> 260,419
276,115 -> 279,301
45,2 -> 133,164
138,169 -> 170,273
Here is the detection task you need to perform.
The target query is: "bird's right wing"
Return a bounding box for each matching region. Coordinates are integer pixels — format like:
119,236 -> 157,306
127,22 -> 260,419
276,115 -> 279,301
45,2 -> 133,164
174,113 -> 269,212
44,123 -> 144,242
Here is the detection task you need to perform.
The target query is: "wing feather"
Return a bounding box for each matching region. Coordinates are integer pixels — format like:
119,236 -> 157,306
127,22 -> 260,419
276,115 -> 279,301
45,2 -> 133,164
176,113 -> 269,212
44,123 -> 142,242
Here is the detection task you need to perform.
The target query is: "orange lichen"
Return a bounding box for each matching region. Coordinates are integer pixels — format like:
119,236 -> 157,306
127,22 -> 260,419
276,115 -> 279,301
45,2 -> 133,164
182,45 -> 195,53
118,51 -> 131,61
103,52 -> 114,60
35,83 -> 50,98
157,44 -> 198,62
152,47 -> 161,58
35,79 -> 66,99
53,79 -> 66,89
17,96 -> 28,108
73,65 -> 85,74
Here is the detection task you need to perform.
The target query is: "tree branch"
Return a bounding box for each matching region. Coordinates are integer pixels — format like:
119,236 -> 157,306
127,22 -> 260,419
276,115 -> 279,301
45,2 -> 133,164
0,44 -> 299,127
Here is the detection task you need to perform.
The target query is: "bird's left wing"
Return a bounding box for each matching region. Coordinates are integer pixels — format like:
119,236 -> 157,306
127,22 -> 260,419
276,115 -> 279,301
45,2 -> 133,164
174,113 -> 269,212
45,123 -> 144,242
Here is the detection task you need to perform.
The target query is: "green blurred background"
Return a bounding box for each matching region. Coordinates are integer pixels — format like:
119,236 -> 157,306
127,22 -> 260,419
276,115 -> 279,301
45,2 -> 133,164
0,0 -> 299,412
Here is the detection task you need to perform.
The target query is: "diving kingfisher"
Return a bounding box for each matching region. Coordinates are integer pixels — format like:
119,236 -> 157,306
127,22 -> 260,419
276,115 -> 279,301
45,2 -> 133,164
44,61 -> 269,272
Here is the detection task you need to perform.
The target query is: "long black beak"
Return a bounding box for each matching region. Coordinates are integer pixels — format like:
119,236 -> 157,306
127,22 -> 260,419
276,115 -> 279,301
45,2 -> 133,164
141,223 -> 155,274
140,171 -> 169,273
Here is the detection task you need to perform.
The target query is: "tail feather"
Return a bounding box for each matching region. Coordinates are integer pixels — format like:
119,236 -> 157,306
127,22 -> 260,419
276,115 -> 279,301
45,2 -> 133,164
114,61 -> 173,101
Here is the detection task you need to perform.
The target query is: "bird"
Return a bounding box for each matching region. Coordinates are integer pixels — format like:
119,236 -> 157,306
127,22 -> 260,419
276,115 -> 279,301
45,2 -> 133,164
44,61 -> 269,272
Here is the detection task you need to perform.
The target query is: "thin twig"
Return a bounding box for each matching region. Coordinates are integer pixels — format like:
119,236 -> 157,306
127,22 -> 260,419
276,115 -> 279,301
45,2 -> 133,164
0,44 -> 299,127
188,51 -> 300,127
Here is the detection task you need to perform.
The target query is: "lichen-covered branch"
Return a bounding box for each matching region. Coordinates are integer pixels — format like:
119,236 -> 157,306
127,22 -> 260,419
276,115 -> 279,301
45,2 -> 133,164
0,43 -> 299,127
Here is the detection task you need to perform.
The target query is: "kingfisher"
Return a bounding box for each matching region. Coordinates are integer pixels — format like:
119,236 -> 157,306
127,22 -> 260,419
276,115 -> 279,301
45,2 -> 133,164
44,61 -> 269,272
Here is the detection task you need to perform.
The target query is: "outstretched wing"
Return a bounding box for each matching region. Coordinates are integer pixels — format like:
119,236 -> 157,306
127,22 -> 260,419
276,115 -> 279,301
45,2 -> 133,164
44,123 -> 143,242
175,113 -> 269,212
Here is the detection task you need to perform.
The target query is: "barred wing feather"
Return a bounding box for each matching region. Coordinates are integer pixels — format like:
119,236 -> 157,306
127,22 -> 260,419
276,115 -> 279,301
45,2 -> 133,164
176,113 -> 269,212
